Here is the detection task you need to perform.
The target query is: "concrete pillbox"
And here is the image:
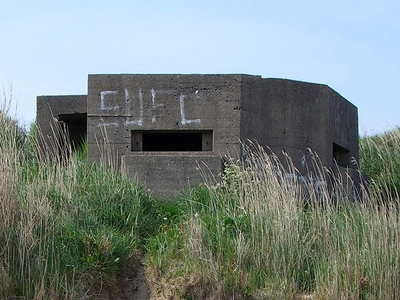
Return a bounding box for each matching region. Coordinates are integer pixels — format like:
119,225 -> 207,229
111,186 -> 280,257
37,74 -> 358,198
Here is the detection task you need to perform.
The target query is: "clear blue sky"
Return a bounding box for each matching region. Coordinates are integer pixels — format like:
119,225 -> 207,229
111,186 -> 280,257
1,0 -> 399,135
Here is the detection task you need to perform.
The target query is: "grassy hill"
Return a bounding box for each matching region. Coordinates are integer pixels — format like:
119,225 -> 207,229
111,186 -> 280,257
1,103 -> 400,299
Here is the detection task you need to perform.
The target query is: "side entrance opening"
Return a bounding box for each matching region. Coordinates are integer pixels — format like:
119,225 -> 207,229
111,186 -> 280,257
333,143 -> 350,167
58,113 -> 87,151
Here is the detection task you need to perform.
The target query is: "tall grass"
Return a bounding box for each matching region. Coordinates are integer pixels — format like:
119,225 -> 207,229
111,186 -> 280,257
146,142 -> 400,299
0,99 -> 157,299
359,128 -> 400,201
0,100 -> 24,298
3,89 -> 400,299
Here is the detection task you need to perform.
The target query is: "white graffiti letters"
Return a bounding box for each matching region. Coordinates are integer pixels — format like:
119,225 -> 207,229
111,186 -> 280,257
100,91 -> 119,111
125,88 -> 144,126
99,88 -> 201,126
179,95 -> 200,125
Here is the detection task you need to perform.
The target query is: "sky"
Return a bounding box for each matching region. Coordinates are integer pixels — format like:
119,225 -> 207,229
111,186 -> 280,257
1,0 -> 399,135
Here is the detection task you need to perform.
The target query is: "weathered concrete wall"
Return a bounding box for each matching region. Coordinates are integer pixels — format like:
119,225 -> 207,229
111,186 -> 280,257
240,78 -> 358,172
87,74 -> 245,198
122,154 -> 222,198
36,95 -> 87,156
328,88 -> 359,165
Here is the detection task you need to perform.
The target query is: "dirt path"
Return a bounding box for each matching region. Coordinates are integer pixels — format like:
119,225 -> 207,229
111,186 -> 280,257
90,258 -> 150,300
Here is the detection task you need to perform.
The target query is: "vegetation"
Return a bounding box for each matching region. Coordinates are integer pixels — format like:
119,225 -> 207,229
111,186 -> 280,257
145,143 -> 400,299
1,94 -> 400,299
0,101 -> 158,298
359,128 -> 400,200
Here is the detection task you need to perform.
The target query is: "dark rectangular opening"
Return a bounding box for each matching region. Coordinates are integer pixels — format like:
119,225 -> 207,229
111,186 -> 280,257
333,143 -> 350,167
131,130 -> 213,152
144,132 -> 202,151
58,113 -> 87,150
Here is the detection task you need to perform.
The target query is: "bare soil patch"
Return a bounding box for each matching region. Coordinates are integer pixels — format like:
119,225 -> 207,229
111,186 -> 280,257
87,257 -> 150,300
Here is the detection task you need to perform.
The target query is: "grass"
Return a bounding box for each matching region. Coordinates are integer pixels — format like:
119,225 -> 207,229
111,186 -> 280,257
145,142 -> 400,299
0,100 -> 159,299
359,128 -> 400,201
2,94 -> 400,299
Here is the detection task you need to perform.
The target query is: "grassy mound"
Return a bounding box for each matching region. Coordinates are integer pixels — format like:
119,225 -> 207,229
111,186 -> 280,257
2,96 -> 400,299
145,139 -> 400,299
0,105 -> 158,298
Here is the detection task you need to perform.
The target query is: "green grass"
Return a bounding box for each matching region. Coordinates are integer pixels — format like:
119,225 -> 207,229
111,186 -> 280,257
145,139 -> 400,299
0,104 -> 159,298
359,128 -> 400,201
2,95 -> 400,299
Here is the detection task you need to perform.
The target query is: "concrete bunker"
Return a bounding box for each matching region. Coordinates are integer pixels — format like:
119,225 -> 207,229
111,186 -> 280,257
37,74 -> 359,198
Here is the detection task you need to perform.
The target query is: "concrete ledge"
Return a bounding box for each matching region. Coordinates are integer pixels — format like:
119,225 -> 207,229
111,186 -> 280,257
122,154 -> 222,199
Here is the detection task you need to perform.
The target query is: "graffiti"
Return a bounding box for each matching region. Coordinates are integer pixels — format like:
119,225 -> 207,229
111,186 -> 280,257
99,88 -> 201,126
98,122 -> 118,127
100,91 -> 119,111
179,94 -> 201,125
125,88 -> 144,126
151,88 -> 169,123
